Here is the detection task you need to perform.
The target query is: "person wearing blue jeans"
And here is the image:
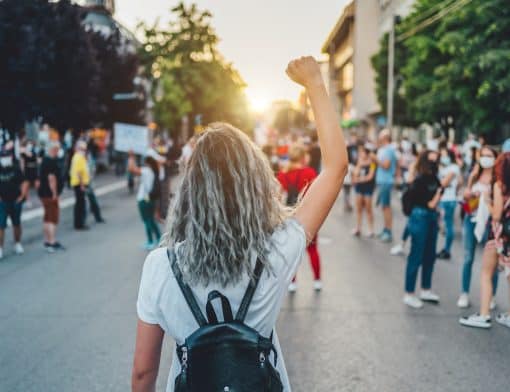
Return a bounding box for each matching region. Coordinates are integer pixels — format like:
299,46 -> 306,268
405,208 -> 439,294
437,148 -> 460,260
439,200 -> 456,256
456,146 -> 498,309
374,130 -> 397,243
403,150 -> 442,309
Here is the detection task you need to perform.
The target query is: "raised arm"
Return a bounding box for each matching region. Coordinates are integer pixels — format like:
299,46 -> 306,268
286,56 -> 348,239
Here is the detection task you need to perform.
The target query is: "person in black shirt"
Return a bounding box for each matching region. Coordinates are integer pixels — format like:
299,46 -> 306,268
403,150 -> 443,309
38,141 -> 65,252
20,140 -> 39,207
0,150 -> 29,259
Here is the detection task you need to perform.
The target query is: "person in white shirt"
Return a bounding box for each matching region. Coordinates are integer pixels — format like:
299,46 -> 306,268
128,152 -> 162,250
131,56 -> 348,392
437,147 -> 461,260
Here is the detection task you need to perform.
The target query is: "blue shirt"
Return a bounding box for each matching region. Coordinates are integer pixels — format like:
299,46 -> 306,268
502,138 -> 510,153
376,145 -> 397,185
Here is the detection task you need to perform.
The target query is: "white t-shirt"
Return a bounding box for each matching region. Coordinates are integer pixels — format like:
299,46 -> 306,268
439,164 -> 460,202
137,167 -> 155,202
137,219 -> 307,392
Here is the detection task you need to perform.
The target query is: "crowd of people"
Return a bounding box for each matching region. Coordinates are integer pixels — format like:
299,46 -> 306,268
261,124 -> 510,331
0,129 -> 106,260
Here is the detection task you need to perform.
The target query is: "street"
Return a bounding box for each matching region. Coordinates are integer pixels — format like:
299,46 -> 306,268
0,183 -> 508,392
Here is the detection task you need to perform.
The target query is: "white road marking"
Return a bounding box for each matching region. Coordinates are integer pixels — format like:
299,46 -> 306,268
20,180 -> 126,223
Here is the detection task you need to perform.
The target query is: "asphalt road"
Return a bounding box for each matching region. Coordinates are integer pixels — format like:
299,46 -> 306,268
0,184 -> 508,392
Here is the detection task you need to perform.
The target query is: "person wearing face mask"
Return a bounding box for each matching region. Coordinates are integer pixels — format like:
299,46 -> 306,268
0,149 -> 29,260
437,147 -> 461,260
402,150 -> 443,309
456,147 -> 499,309
460,152 -> 510,329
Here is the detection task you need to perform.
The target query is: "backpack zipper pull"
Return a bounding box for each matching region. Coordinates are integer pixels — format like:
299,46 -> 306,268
259,352 -> 266,368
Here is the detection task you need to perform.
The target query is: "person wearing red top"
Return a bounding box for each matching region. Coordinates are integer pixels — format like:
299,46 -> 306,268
277,144 -> 322,292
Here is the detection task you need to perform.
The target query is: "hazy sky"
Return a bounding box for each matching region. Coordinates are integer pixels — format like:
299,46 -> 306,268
115,0 -> 348,109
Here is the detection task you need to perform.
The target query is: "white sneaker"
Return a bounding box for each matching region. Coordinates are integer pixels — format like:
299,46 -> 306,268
459,313 -> 492,329
313,280 -> 323,291
403,294 -> 423,309
490,298 -> 497,311
390,243 -> 405,256
14,243 -> 24,255
457,293 -> 470,308
420,290 -> 440,303
288,283 -> 297,293
496,313 -> 510,329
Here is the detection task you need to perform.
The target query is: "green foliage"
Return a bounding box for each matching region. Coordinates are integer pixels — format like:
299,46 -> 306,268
0,0 -> 101,132
89,29 -> 146,128
371,0 -> 510,141
138,2 -> 252,136
273,106 -> 307,134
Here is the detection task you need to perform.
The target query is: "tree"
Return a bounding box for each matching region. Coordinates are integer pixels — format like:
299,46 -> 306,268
89,29 -> 146,128
371,32 -> 417,127
138,2 -> 252,137
0,0 -> 101,133
371,0 -> 510,141
273,105 -> 308,134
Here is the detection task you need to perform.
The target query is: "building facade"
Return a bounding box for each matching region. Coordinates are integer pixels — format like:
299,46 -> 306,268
322,0 -> 416,128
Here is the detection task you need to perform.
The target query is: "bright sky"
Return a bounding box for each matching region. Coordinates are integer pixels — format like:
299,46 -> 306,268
115,0 -> 348,110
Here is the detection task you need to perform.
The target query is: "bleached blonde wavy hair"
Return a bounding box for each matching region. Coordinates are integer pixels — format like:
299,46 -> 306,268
164,123 -> 290,287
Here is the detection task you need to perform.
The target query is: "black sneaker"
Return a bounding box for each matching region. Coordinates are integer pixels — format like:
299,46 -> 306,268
437,250 -> 451,260
44,243 -> 56,253
53,242 -> 66,251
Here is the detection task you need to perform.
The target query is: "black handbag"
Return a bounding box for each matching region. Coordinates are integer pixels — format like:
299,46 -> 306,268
168,249 -> 283,392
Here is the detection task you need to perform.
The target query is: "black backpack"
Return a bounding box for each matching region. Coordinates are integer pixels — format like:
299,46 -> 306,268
149,171 -> 161,201
401,185 -> 414,217
285,171 -> 301,207
168,249 -> 283,392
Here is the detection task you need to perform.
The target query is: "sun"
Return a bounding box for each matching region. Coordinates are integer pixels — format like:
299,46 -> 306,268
246,88 -> 271,113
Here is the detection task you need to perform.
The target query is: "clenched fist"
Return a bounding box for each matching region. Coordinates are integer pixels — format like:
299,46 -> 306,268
286,56 -> 323,89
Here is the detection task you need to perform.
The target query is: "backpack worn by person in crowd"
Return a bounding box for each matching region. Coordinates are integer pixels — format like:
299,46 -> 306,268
285,171 -> 301,207
149,170 -> 161,202
168,249 -> 283,392
401,182 -> 415,217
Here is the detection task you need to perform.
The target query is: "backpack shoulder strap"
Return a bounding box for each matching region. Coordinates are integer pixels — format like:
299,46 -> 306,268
167,248 -> 208,327
235,258 -> 264,322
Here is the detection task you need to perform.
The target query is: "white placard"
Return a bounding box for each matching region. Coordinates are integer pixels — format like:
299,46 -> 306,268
114,123 -> 150,154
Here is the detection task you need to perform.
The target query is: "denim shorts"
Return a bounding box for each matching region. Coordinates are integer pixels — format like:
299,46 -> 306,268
0,200 -> 23,228
376,183 -> 393,207
355,185 -> 375,197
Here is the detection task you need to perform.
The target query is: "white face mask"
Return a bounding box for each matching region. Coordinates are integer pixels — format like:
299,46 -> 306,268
480,156 -> 495,169
0,156 -> 13,168
440,156 -> 451,166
